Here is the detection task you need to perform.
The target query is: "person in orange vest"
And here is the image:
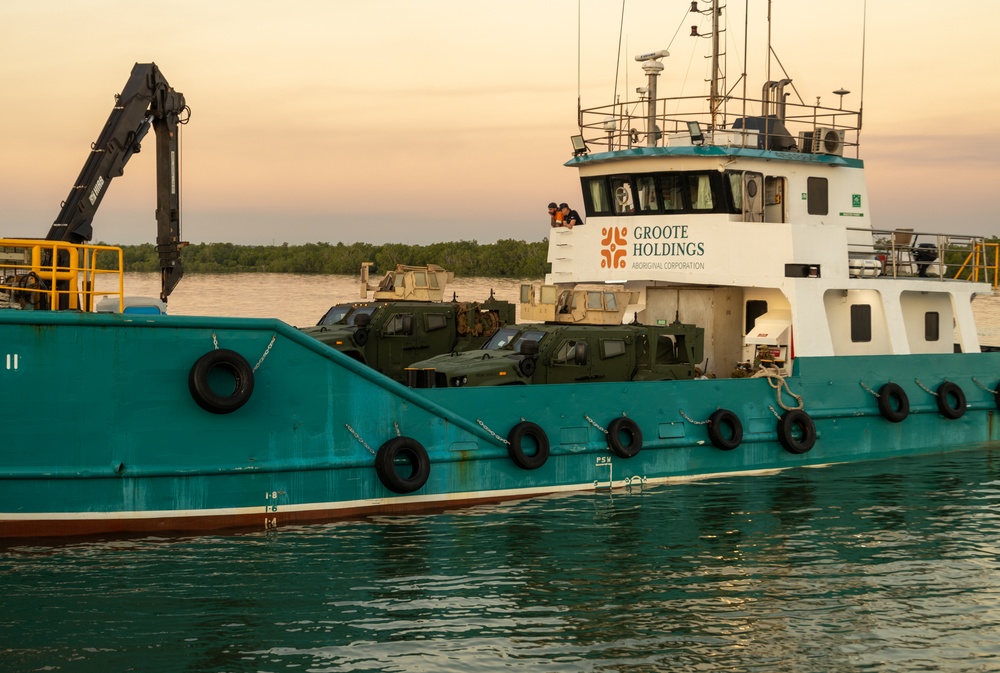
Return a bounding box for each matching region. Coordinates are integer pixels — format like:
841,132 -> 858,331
548,202 -> 564,228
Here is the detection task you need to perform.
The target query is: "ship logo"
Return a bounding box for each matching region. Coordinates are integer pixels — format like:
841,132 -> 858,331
600,226 -> 628,269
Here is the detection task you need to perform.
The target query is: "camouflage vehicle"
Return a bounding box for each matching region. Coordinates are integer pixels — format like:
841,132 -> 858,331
406,284 -> 704,388
301,264 -> 515,383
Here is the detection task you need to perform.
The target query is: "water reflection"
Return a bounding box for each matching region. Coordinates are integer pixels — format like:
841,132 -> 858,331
2,449 -> 1000,672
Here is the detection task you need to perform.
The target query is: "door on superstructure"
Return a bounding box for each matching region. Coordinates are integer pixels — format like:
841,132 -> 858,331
764,176 -> 786,223
742,172 -> 763,222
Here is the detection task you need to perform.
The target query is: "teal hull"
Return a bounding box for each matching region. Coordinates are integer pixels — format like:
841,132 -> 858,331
2,310 -> 999,537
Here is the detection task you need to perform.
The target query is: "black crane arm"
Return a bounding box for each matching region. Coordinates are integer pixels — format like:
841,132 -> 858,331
47,62 -> 189,301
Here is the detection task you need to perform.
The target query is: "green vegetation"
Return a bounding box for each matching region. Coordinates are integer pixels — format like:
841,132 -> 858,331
107,239 -> 550,278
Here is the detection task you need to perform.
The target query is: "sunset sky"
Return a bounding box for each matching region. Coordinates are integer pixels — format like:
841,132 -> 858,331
1,1 -> 997,246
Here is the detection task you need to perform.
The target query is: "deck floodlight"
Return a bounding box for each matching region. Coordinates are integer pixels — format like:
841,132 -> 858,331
571,134 -> 588,156
687,121 -> 704,144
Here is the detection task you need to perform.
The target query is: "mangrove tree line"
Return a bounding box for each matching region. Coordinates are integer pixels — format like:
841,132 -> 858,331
110,239 -> 550,278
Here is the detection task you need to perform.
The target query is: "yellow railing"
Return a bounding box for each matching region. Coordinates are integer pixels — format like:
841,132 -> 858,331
0,239 -> 124,311
952,242 -> 1000,289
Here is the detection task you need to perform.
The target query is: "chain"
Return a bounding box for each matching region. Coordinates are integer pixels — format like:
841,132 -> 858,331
859,381 -> 880,397
679,409 -> 710,425
394,420 -> 401,437
477,418 -> 509,445
210,332 -> 276,373
973,377 -> 997,394
914,378 -> 937,396
253,335 -> 277,372
345,423 -> 376,455
584,414 -> 608,435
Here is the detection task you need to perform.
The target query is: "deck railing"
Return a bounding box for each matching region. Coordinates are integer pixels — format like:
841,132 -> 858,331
0,239 -> 124,311
578,94 -> 862,157
847,229 -> 998,288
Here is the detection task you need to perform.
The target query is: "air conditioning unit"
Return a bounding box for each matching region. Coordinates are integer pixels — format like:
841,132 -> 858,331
810,127 -> 845,156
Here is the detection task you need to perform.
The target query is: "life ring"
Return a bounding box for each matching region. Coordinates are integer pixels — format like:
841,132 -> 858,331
936,381 -> 966,420
507,421 -> 549,470
188,349 -> 254,414
607,417 -> 642,458
375,436 -> 430,494
777,409 -> 816,454
707,409 -> 742,451
876,382 -> 909,423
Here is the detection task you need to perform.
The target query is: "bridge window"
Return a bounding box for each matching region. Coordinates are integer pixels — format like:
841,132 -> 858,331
691,174 -> 714,210
636,176 -> 659,211
610,176 -> 635,214
661,174 -> 686,212
581,171 -> 730,217
585,178 -> 612,214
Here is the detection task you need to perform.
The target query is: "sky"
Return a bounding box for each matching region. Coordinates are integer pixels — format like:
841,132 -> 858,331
1,1 -> 998,247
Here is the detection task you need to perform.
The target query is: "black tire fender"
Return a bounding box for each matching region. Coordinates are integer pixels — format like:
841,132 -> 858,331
707,409 -> 743,450
876,382 -> 909,423
188,349 -> 254,414
375,436 -> 430,494
606,417 -> 642,458
936,381 -> 966,420
507,421 -> 549,470
777,409 -> 816,454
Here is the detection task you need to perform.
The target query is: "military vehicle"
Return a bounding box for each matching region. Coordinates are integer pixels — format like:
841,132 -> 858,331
405,284 -> 704,388
301,263 -> 515,383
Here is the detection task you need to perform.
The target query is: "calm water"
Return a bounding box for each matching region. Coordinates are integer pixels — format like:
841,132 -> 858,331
2,450 -> 999,672
111,272 -> 531,327
113,271 -> 1000,340
4,274 -> 1000,672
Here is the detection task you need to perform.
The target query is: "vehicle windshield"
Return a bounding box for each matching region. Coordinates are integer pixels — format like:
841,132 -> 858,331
483,327 -> 521,350
317,304 -> 353,326
345,305 -> 379,325
512,330 -> 546,353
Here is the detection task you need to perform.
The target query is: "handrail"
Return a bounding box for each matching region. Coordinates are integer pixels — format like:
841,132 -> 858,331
953,242 -> 999,288
846,228 -> 997,287
579,93 -> 862,156
0,238 -> 124,311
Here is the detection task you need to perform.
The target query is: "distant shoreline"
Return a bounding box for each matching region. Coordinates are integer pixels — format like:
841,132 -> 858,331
106,239 -> 549,278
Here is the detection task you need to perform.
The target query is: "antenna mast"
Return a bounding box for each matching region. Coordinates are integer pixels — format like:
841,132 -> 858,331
709,0 -> 720,130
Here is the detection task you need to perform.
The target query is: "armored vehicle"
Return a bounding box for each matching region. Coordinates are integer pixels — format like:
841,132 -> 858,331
406,284 -> 704,388
301,263 -> 515,383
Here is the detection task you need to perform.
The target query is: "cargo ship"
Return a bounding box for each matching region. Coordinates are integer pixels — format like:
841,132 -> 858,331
2,4 -> 998,537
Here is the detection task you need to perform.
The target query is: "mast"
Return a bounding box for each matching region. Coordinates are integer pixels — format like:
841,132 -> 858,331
709,0 -> 720,130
